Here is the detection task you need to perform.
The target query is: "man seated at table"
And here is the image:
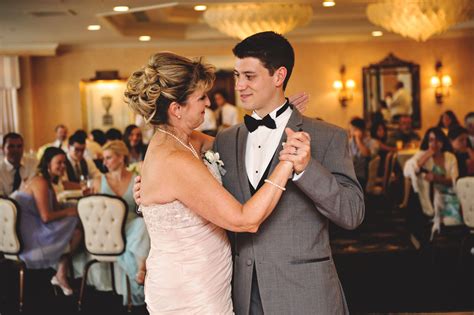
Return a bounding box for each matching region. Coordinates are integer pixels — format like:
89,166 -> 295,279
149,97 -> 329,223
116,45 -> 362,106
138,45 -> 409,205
387,115 -> 420,149
62,132 -> 100,190
36,124 -> 69,160
0,133 -> 37,196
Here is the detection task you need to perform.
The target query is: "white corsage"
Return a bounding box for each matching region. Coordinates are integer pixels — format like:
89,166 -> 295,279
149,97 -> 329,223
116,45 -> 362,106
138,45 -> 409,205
203,150 -> 227,176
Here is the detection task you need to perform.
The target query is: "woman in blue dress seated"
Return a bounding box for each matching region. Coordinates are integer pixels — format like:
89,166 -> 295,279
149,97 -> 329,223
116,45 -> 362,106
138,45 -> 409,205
12,147 -> 82,296
74,140 -> 150,306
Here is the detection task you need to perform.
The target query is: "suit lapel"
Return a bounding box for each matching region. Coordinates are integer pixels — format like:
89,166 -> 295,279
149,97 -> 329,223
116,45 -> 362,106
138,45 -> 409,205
267,109 -> 304,174
236,125 -> 252,201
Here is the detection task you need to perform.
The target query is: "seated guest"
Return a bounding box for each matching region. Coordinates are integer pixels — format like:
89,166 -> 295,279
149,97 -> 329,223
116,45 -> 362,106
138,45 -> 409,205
370,120 -> 396,177
75,140 -> 149,306
0,133 -> 37,196
123,124 -> 147,164
349,117 -> 377,189
387,114 -> 421,149
11,147 -> 82,296
90,129 -> 107,146
74,129 -> 103,161
105,128 -> 123,142
464,111 -> 474,148
404,127 -> 461,237
62,132 -> 100,189
448,125 -> 474,178
36,124 -> 68,160
437,110 -> 460,135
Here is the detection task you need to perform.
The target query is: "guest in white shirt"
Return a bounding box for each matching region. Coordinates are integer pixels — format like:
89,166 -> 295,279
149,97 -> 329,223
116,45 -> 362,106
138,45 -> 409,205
62,132 -> 100,190
36,124 -> 69,159
214,89 -> 239,131
0,133 -> 37,196
464,112 -> 474,148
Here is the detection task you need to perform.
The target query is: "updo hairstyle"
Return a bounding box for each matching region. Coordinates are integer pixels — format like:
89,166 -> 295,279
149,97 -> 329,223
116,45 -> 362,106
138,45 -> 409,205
124,52 -> 215,125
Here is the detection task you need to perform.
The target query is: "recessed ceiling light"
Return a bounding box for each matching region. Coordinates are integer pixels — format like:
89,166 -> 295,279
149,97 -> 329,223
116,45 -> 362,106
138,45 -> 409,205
322,1 -> 336,7
113,6 -> 129,12
194,5 -> 207,11
372,31 -> 383,37
139,35 -> 151,42
87,25 -> 101,31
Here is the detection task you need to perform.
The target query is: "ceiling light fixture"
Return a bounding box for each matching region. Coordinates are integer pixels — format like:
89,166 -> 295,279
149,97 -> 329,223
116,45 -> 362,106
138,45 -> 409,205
203,3 -> 313,40
139,36 -> 151,42
367,0 -> 474,41
87,25 -> 101,31
322,1 -> 336,7
194,5 -> 207,11
371,31 -> 383,37
113,6 -> 129,12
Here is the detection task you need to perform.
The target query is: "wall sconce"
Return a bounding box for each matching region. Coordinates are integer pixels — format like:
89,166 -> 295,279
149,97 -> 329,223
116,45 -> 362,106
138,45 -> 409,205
430,61 -> 452,104
333,65 -> 355,107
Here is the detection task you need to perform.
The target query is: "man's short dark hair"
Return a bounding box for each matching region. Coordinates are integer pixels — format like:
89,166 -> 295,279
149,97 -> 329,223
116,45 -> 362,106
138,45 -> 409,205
233,31 -> 294,90
350,118 -> 366,132
2,132 -> 23,148
55,124 -> 66,131
465,111 -> 474,122
68,132 -> 86,146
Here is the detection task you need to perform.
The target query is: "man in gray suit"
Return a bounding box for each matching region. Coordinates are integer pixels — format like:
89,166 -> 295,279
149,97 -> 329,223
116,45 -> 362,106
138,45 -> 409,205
213,31 -> 365,314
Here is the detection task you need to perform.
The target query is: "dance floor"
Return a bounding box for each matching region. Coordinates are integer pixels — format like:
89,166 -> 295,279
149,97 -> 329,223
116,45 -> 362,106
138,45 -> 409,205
1,197 -> 473,314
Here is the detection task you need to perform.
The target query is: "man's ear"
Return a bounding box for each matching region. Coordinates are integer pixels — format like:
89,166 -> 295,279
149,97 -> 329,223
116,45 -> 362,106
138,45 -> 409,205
273,66 -> 288,88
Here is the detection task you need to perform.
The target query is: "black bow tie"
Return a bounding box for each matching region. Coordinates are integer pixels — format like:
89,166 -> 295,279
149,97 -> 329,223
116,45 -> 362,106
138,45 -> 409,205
244,101 -> 291,133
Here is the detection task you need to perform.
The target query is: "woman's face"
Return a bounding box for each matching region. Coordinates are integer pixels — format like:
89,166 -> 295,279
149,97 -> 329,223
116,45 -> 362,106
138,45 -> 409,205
103,149 -> 124,171
181,87 -> 211,130
376,125 -> 385,139
442,113 -> 452,128
128,127 -> 142,147
451,133 -> 468,152
428,132 -> 443,152
48,154 -> 66,177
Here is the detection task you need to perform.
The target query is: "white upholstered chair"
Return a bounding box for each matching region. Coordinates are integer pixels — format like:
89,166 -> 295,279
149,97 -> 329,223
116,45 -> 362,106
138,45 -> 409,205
77,194 -> 132,312
0,197 -> 25,312
456,177 -> 474,257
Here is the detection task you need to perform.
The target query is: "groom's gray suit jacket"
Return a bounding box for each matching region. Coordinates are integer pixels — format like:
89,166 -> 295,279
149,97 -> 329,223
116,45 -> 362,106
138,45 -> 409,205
214,110 -> 365,315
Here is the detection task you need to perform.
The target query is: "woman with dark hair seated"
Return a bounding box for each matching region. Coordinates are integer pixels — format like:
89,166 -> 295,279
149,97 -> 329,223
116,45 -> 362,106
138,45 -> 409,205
123,124 -> 147,164
437,110 -> 460,135
448,125 -> 474,178
370,120 -> 396,177
11,147 -> 82,296
404,127 -> 461,238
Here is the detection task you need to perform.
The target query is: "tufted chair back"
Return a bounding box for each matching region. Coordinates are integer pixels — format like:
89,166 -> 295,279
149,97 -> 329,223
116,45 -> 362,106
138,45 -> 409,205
78,194 -> 127,261
0,197 -> 22,260
456,177 -> 474,229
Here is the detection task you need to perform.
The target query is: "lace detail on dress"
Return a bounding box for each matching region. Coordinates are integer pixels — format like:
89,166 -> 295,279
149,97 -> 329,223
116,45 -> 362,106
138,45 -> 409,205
141,160 -> 221,232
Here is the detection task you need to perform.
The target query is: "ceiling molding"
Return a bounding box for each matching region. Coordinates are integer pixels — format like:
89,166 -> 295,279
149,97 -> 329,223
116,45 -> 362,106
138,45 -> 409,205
0,44 -> 59,56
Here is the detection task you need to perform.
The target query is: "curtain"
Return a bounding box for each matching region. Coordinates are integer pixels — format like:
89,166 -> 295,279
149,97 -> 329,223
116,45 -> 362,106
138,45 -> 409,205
0,56 -> 20,141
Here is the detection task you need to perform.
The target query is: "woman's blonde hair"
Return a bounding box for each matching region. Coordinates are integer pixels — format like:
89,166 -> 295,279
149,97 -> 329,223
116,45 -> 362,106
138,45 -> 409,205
102,140 -> 130,165
124,52 -> 215,125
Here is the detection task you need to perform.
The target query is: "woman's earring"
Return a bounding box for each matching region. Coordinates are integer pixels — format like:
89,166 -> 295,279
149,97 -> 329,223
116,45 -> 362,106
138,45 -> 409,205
177,115 -> 181,119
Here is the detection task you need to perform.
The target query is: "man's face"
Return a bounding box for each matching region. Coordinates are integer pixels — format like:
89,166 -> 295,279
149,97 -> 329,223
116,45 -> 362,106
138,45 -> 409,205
234,57 -> 277,113
56,127 -> 68,142
3,138 -> 23,166
399,117 -> 412,134
214,93 -> 226,107
69,142 -> 86,161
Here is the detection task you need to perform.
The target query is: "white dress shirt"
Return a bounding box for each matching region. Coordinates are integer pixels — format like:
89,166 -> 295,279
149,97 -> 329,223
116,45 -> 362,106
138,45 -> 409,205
245,102 -> 293,188
220,103 -> 239,127
62,154 -> 101,183
0,155 -> 38,196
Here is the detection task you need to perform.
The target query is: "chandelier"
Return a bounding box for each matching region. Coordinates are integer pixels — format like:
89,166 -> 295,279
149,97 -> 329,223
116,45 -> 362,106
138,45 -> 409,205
203,3 -> 313,40
366,0 -> 474,42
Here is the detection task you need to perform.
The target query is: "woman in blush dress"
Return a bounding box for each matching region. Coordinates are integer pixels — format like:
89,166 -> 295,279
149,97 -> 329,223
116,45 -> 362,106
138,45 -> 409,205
12,147 -> 82,296
124,52 -> 300,314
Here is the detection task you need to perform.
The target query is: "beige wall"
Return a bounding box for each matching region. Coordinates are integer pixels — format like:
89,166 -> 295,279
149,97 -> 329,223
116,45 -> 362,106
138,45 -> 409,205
20,37 -> 474,148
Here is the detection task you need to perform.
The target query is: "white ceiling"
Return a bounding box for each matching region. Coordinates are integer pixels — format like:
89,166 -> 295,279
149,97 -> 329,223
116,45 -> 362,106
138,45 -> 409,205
1,0 -> 474,56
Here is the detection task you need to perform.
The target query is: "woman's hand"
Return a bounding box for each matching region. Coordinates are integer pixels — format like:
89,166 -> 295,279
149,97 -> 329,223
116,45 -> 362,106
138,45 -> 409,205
288,92 -> 309,114
133,176 -> 142,205
279,128 -> 311,174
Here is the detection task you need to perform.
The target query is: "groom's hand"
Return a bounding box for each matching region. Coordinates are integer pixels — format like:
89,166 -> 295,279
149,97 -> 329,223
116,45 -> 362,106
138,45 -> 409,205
279,128 -> 311,174
133,176 -> 142,205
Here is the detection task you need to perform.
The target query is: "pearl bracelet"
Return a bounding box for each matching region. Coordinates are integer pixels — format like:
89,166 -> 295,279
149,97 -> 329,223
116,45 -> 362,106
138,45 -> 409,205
264,179 -> 286,191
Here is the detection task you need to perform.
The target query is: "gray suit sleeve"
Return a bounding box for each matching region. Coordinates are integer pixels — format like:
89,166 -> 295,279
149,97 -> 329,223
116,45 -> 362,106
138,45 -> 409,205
294,129 -> 365,230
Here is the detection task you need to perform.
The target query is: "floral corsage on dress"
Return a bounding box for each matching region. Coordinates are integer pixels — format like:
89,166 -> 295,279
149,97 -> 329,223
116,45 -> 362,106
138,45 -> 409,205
203,150 -> 226,183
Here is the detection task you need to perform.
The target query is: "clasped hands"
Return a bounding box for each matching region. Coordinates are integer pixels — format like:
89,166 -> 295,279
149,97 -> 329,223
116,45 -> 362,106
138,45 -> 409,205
279,128 -> 311,175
